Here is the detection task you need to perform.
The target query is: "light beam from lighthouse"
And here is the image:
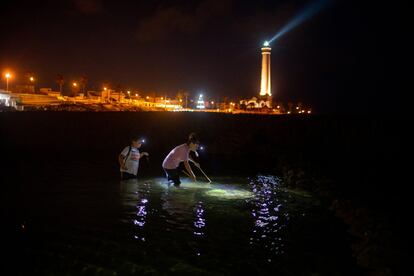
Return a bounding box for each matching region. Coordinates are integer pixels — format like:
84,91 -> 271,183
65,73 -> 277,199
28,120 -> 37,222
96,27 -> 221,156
260,41 -> 271,97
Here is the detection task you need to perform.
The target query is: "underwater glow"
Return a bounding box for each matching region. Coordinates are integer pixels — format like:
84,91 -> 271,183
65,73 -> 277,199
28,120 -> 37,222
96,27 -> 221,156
205,188 -> 253,199
268,0 -> 331,44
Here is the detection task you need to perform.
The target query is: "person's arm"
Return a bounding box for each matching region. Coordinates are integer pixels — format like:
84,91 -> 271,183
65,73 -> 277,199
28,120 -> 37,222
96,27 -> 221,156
184,160 -> 196,181
188,157 -> 199,167
119,154 -> 127,169
139,152 -> 149,158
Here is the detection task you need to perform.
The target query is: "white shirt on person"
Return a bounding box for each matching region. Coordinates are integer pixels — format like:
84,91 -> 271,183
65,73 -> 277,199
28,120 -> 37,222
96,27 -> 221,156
120,146 -> 140,175
162,143 -> 190,170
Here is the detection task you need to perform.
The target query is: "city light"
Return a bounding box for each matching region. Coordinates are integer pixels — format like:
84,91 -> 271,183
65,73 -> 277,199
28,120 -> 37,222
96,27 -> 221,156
196,94 -> 205,109
72,82 -> 77,87
4,72 -> 12,91
29,77 -> 34,82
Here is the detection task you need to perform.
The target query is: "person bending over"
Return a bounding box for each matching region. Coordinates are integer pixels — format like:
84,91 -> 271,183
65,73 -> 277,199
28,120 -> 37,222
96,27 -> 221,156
162,133 -> 200,187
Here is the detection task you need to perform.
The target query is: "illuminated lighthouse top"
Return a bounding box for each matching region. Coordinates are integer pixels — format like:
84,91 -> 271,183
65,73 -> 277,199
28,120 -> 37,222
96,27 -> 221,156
263,41 -> 270,47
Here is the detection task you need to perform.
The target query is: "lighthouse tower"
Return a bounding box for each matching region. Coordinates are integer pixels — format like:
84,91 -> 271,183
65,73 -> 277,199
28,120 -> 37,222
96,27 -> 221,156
260,41 -> 272,97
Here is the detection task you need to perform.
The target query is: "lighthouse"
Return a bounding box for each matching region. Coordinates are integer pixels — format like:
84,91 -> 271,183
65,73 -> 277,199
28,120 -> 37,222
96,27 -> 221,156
260,41 -> 272,97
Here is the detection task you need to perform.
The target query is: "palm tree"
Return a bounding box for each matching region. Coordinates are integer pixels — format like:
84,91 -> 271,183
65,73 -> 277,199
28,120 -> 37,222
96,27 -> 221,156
183,91 -> 189,108
56,74 -> 64,95
80,75 -> 88,97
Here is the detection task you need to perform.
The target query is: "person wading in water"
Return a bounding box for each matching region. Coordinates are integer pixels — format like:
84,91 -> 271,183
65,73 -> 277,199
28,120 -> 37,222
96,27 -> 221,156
162,133 -> 200,187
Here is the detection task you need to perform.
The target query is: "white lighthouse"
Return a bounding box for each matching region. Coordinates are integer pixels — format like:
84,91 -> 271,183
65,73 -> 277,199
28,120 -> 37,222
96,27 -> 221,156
239,41 -> 273,109
260,41 -> 272,97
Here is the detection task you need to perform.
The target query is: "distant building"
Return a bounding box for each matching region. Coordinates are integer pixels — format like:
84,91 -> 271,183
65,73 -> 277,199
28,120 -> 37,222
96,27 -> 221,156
40,88 -> 53,93
240,96 -> 272,109
196,94 -> 205,109
15,85 -> 35,94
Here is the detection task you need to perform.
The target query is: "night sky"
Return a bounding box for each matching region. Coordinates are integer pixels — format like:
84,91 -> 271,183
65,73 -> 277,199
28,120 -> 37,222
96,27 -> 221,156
1,0 -> 408,113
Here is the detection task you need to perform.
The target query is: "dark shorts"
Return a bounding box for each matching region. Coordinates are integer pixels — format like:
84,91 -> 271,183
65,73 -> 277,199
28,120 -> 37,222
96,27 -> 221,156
121,171 -> 137,180
163,168 -> 181,186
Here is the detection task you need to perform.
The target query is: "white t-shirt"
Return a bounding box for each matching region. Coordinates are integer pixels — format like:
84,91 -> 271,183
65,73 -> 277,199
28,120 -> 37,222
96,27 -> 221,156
120,146 -> 140,175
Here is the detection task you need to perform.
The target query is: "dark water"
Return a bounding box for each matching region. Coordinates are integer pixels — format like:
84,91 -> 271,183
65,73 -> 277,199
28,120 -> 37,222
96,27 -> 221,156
2,168 -> 360,275
3,112 -> 407,275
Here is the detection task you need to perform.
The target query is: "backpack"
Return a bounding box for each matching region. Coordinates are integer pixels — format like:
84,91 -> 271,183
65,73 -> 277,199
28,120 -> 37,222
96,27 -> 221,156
122,146 -> 132,165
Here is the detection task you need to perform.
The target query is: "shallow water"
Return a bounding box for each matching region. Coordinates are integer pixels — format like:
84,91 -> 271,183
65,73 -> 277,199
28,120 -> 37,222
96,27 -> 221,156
3,174 -> 360,275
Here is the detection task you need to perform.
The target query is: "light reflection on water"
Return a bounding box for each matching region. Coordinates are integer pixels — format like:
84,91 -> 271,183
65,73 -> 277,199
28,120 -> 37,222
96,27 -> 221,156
193,201 -> 206,236
10,173 -> 358,275
134,181 -> 150,242
248,175 -> 287,261
121,176 -> 290,260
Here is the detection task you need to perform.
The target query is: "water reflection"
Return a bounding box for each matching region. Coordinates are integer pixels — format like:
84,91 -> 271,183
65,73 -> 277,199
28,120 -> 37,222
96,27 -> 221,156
160,185 -> 196,231
193,201 -> 206,257
249,175 -> 287,261
121,179 -> 152,242
193,201 -> 206,237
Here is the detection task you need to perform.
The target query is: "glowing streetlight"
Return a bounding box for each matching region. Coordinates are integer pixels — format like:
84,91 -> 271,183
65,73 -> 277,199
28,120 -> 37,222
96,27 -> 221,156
135,93 -> 138,97
5,72 -> 12,91
72,82 -> 78,87
29,77 -> 34,82
103,87 -> 107,91
146,96 -> 149,100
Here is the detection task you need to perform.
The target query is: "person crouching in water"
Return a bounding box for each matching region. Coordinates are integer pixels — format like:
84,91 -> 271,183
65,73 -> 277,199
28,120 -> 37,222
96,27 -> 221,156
162,133 -> 200,187
119,137 -> 149,180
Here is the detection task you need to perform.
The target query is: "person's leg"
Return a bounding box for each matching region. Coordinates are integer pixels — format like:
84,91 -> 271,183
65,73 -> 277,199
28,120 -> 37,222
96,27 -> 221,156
170,169 -> 181,186
165,169 -> 181,186
121,172 -> 136,180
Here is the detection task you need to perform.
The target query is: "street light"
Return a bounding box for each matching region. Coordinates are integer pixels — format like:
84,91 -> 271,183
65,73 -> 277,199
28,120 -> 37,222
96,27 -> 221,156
72,82 -> 78,87
29,76 -> 36,93
5,72 -> 11,91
